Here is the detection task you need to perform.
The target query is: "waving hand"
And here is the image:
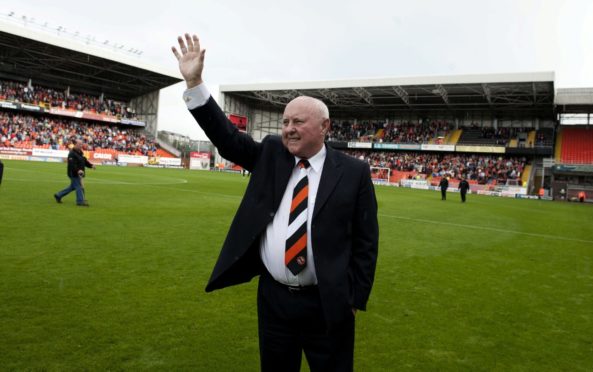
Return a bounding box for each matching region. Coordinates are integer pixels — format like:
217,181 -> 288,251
171,33 -> 206,89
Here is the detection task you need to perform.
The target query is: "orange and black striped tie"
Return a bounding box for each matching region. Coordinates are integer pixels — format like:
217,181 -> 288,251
285,159 -> 310,275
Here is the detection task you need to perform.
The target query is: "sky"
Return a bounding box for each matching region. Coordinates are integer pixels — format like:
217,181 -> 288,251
3,0 -> 593,140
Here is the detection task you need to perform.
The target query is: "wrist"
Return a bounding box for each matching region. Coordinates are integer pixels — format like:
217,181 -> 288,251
186,78 -> 203,89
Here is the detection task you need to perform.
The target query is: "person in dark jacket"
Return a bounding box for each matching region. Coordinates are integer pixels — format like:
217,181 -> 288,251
0,159 -> 4,186
459,177 -> 470,203
439,176 -> 449,200
54,140 -> 95,206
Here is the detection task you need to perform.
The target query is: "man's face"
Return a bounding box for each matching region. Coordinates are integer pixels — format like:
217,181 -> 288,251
74,140 -> 83,150
281,97 -> 329,159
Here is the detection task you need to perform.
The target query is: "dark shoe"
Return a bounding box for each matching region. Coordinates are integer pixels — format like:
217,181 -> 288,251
54,194 -> 62,203
77,202 -> 89,207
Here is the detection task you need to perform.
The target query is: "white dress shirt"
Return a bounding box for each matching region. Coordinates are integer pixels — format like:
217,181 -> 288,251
183,83 -> 210,110
183,83 -> 326,286
260,147 -> 326,286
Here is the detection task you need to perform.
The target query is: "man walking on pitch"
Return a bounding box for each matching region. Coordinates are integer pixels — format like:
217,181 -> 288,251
172,33 -> 378,372
439,176 -> 449,200
459,176 -> 470,203
54,139 -> 95,206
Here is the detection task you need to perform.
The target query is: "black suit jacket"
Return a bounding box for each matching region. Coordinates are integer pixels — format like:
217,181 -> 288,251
190,97 -> 378,327
67,149 -> 93,178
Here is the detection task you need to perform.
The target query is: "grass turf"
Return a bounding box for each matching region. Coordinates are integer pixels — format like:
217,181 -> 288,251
0,159 -> 592,371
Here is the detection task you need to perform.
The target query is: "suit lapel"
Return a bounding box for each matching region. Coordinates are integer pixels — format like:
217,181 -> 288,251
313,145 -> 343,219
273,147 -> 294,211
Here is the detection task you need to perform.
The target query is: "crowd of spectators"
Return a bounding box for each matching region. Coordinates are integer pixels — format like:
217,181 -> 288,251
328,121 -> 381,142
0,111 -> 157,156
345,150 -> 527,185
479,126 -> 531,145
0,79 -> 137,119
459,125 -> 533,146
328,120 -> 451,144
328,119 -> 551,148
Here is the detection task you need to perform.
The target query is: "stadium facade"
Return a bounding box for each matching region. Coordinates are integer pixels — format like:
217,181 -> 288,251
0,19 -> 182,138
1,17 -> 592,201
217,73 -> 593,201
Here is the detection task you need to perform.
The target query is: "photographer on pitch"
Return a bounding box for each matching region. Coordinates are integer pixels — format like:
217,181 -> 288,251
54,139 -> 95,207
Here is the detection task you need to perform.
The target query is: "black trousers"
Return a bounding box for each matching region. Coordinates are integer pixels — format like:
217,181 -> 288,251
257,272 -> 355,372
0,161 -> 3,185
461,191 -> 467,202
441,188 -> 447,200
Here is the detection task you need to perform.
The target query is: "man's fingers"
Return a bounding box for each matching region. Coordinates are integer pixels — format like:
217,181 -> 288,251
173,34 -> 201,57
177,36 -> 187,53
171,46 -> 181,60
200,49 -> 206,63
192,34 -> 200,53
185,33 -> 194,52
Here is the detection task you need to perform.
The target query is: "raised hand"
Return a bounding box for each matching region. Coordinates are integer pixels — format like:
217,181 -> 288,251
171,33 -> 206,89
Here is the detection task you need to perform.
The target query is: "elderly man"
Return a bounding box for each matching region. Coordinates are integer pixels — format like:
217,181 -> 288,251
54,139 -> 95,206
172,34 -> 378,372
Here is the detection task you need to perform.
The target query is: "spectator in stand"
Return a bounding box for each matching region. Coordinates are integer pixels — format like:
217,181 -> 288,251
342,150 -> 527,186
0,79 -> 138,119
0,111 -> 159,156
328,120 -> 451,144
54,139 -> 95,207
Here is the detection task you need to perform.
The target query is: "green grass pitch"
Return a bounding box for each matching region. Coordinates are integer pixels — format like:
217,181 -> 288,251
0,159 -> 592,371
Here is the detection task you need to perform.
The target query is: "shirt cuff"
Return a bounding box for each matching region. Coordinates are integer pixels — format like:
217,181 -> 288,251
183,83 -> 211,110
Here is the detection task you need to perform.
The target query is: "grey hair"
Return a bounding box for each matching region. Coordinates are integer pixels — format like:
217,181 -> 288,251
311,97 -> 329,120
290,96 -> 330,120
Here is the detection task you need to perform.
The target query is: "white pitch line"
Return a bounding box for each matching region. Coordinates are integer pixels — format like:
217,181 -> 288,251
379,213 -> 593,245
2,177 -> 188,186
5,166 -> 188,185
140,183 -> 242,201
88,178 -> 189,185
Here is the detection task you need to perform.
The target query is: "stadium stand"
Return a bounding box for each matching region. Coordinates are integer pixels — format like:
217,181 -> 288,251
345,150 -> 527,185
328,120 -> 452,144
328,119 -> 552,149
5,22 -> 589,199
535,128 -> 555,147
0,21 -> 183,166
0,111 -> 167,156
445,129 -> 462,145
0,76 -> 181,158
0,79 -> 138,119
559,127 -> 593,164
554,129 -> 564,161
456,125 -> 540,147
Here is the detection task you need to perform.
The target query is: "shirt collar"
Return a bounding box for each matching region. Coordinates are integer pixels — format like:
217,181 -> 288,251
294,145 -> 326,173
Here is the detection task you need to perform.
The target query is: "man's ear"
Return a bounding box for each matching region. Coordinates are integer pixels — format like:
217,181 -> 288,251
321,119 -> 330,136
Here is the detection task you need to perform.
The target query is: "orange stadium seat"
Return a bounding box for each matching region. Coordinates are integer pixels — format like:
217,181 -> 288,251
156,148 -> 175,158
560,128 -> 593,164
